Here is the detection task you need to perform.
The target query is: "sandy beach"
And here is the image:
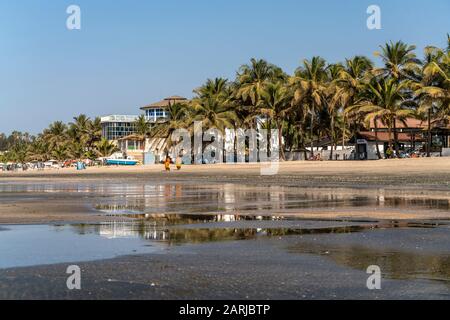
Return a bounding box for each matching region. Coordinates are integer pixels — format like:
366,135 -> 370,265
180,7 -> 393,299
1,158 -> 449,224
1,158 -> 450,299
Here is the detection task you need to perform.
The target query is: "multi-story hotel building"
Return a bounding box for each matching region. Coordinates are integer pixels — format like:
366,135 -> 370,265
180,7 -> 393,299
101,95 -> 188,142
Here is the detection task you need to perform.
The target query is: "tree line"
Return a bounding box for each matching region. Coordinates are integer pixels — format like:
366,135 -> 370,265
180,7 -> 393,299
0,115 -> 118,163
1,37 -> 449,164
144,37 -> 450,160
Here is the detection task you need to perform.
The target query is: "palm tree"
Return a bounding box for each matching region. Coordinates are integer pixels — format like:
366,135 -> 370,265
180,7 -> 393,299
258,82 -> 291,160
235,59 -> 286,130
70,114 -> 91,145
27,138 -> 49,162
68,141 -> 85,160
51,144 -> 69,162
349,78 -> 416,157
150,102 -> 191,149
334,56 -> 374,151
42,121 -> 67,150
415,39 -> 450,156
95,138 -> 119,158
191,97 -> 237,132
86,117 -> 102,150
375,41 -> 421,81
194,78 -> 230,100
290,56 -> 328,158
134,115 -> 151,149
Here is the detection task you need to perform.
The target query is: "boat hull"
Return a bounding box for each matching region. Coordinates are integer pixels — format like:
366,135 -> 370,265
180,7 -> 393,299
106,159 -> 138,166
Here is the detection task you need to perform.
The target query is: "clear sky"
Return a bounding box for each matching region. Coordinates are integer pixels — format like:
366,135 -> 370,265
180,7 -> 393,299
1,0 -> 449,134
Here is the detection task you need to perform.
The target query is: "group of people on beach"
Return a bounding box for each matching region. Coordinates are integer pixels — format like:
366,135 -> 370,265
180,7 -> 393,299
164,155 -> 183,172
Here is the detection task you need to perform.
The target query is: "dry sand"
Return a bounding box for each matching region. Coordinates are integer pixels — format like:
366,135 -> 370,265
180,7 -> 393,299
1,157 -> 449,185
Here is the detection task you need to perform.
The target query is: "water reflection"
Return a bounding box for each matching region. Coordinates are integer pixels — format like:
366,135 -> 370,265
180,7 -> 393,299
71,219 -> 369,246
1,182 -> 449,215
289,241 -> 450,285
90,183 -> 450,216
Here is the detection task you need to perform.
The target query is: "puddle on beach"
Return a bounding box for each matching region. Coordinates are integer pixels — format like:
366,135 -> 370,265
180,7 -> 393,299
0,217 -> 370,269
0,182 -> 448,215
289,238 -> 450,285
1,216 -> 449,271
1,182 -> 450,284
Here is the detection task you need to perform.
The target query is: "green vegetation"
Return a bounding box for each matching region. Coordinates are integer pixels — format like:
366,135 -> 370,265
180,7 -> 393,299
0,116 -> 118,163
1,37 -> 449,164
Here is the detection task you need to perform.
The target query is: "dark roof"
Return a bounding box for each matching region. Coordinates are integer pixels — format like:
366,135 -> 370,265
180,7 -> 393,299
359,131 -> 426,142
141,96 -> 188,110
369,118 -> 450,130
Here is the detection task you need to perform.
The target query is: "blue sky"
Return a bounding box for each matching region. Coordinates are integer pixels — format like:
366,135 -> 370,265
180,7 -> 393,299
1,0 -> 449,134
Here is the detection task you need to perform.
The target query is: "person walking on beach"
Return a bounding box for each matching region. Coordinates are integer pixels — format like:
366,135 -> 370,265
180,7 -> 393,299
176,155 -> 182,170
164,156 -> 171,172
386,147 -> 393,159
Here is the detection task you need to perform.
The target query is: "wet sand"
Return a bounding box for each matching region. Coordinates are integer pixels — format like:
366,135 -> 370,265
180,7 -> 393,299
1,158 -> 449,224
1,223 -> 450,300
1,158 -> 450,299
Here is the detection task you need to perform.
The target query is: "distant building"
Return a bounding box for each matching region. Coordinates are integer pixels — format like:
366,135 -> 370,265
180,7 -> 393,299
100,115 -> 139,141
140,95 -> 188,122
101,96 -> 189,142
100,96 -> 188,164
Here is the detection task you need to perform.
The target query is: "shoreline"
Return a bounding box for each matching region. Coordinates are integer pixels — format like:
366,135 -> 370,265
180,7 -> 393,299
1,158 -> 449,187
1,158 -> 449,224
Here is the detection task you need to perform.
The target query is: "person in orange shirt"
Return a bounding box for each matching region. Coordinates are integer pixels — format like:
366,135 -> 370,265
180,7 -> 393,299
164,156 -> 171,172
176,155 -> 182,170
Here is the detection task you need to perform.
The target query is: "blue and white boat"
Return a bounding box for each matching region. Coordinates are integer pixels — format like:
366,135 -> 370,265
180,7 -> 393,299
105,153 -> 139,166
106,158 -> 138,166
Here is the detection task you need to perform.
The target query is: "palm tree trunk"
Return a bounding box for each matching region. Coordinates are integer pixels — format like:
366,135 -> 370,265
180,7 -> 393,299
374,117 -> 382,159
393,118 -> 400,157
267,118 -> 272,158
427,109 -> 432,157
310,112 -> 314,159
277,121 -> 285,161
388,120 -> 393,157
329,116 -> 334,160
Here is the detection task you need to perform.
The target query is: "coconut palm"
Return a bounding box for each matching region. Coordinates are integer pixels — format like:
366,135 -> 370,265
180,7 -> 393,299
150,102 -> 192,149
375,41 -> 421,81
95,138 -> 119,157
42,121 -> 67,149
134,114 -> 150,141
86,117 -> 102,150
191,97 -> 237,133
348,78 -> 416,156
235,59 -> 286,130
70,114 -> 91,145
194,78 -> 230,100
290,56 -> 328,158
334,56 -> 374,150
414,39 -> 450,156
258,82 -> 292,160
51,144 -> 69,162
